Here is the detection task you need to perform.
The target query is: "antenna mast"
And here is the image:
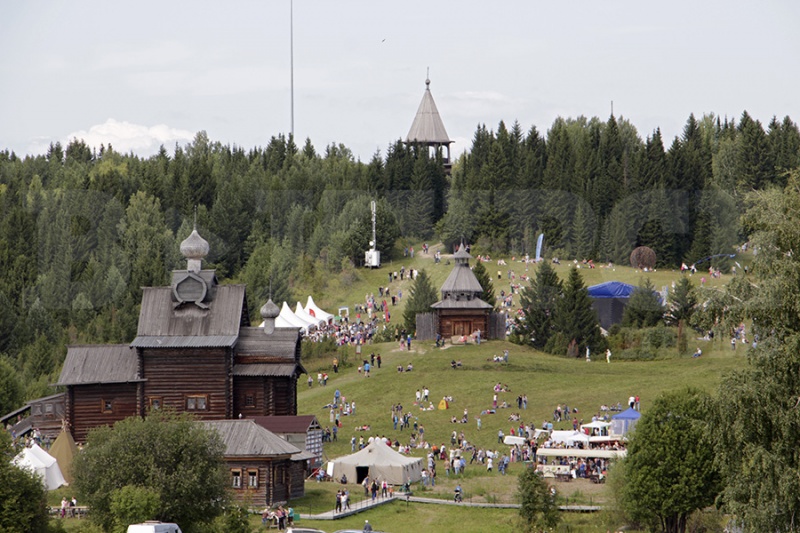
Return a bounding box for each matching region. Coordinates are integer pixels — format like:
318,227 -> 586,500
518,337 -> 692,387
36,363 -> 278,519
371,200 -> 377,247
290,0 -> 295,137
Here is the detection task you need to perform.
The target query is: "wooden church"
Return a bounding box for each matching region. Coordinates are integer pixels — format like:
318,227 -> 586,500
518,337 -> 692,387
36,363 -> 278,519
430,244 -> 494,338
55,227 -> 308,505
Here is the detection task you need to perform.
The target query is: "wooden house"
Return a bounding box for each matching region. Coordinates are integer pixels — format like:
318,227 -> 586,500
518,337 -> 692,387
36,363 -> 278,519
204,419 -> 303,505
1,392 -> 66,442
251,415 -> 324,471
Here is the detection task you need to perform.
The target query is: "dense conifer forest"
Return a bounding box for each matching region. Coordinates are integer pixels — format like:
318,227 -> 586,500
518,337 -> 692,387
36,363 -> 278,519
1,111 -> 799,414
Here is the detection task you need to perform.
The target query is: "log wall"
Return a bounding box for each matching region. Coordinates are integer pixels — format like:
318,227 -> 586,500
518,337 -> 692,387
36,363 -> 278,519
141,348 -> 230,420
69,384 -> 137,443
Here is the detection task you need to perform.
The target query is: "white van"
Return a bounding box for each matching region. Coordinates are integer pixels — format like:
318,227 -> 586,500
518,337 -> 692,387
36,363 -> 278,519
127,522 -> 182,533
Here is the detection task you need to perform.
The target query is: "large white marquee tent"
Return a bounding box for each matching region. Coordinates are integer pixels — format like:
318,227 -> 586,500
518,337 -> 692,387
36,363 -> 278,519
329,440 -> 423,485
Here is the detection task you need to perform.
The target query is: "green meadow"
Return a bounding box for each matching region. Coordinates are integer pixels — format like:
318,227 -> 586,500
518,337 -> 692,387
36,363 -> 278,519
53,245 -> 746,532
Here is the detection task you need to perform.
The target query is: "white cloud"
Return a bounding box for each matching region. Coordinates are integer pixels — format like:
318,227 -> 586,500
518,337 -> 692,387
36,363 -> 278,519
64,119 -> 195,157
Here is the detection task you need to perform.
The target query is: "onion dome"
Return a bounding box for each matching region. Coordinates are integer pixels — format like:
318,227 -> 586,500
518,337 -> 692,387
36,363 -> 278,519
180,228 -> 209,260
260,299 -> 280,320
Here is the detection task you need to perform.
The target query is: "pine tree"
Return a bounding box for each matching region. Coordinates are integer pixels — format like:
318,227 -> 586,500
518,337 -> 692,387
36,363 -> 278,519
471,260 -> 496,309
552,266 -> 604,356
514,261 -> 562,349
402,270 -> 439,332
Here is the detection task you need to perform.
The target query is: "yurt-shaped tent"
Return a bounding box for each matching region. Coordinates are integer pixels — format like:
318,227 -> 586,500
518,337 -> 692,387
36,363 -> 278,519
330,440 -> 422,485
611,407 -> 641,437
13,444 -> 67,490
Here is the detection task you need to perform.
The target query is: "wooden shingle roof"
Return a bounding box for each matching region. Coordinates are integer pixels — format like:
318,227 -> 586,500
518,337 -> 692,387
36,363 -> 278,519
430,298 -> 493,310
235,327 -> 300,359
133,284 -> 247,347
56,345 -> 140,386
439,263 -> 484,295
232,364 -> 302,377
203,419 -> 300,457
251,415 -> 321,434
406,78 -> 451,145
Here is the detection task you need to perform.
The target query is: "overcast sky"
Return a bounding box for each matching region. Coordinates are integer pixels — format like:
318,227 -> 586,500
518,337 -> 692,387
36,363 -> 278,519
2,1 -> 799,161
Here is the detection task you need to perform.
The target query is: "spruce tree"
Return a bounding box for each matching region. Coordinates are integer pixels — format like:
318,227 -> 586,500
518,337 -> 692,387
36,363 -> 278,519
665,276 -> 696,326
406,154 -> 434,239
514,261 -> 562,349
403,270 -> 439,332
471,260 -> 497,309
621,277 -> 665,328
552,266 -> 604,356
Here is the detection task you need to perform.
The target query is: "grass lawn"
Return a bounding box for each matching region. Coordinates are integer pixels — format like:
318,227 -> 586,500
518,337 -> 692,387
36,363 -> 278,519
290,244 -> 747,532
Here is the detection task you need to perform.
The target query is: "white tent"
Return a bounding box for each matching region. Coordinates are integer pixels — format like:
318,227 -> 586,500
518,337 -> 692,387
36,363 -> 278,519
330,440 -> 423,486
260,303 -> 310,331
549,430 -> 590,447
580,421 -> 611,436
277,302 -> 314,331
536,448 -> 627,460
13,443 -> 67,490
503,435 -> 527,446
295,302 -> 325,327
305,296 -> 334,322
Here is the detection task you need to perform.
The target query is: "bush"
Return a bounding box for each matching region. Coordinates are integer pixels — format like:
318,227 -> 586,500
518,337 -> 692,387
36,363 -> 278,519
517,467 -> 560,531
110,485 -> 161,533
607,325 -> 677,360
301,338 -> 338,362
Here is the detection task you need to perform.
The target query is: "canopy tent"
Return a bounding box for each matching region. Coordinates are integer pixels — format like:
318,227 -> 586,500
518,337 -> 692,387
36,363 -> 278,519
503,435 -> 527,446
549,430 -> 590,447
588,281 -> 637,329
536,448 -> 627,460
305,296 -> 334,322
611,407 -> 641,437
48,430 -> 78,485
13,443 -> 67,490
273,302 -> 314,331
329,440 -> 422,486
580,421 -> 611,436
295,303 -> 325,327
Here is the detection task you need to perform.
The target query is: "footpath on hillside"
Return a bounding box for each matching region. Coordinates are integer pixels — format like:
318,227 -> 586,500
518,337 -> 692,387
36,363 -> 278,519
299,493 -> 600,521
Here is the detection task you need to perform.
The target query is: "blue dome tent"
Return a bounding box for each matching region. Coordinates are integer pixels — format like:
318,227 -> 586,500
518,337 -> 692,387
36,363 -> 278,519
587,281 -> 637,330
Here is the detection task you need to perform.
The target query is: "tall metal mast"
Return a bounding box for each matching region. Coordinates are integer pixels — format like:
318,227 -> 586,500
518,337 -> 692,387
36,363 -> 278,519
290,0 -> 295,137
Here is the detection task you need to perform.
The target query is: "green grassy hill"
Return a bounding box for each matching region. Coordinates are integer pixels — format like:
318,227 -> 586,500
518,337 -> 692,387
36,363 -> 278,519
309,241 -> 739,329
288,245 -> 746,531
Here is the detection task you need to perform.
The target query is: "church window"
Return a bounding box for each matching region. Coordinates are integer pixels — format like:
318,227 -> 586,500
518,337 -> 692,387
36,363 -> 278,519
186,395 -> 208,411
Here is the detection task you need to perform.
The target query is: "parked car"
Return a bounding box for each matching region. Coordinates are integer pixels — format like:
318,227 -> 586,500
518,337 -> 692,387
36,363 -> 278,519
333,530 -> 388,533
127,522 -> 182,533
286,528 -> 328,533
